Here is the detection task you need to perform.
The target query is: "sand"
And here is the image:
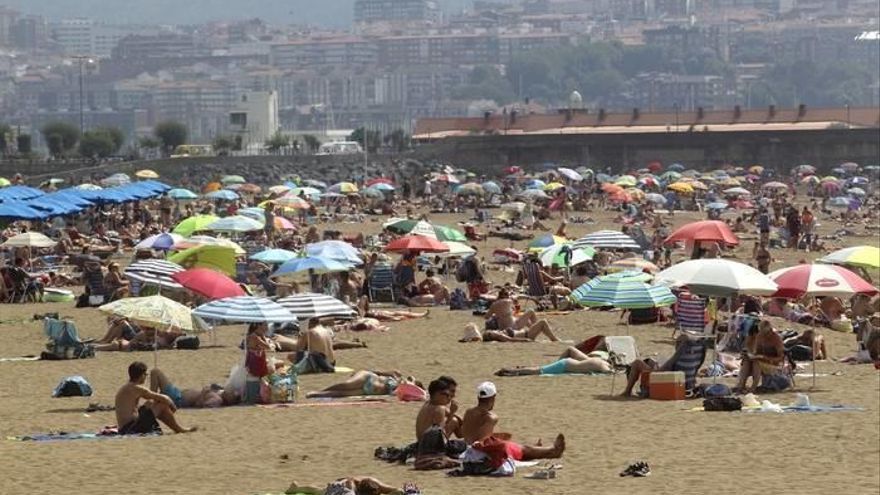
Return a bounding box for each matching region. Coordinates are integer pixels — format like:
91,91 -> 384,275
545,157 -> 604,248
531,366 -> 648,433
0,207 -> 878,495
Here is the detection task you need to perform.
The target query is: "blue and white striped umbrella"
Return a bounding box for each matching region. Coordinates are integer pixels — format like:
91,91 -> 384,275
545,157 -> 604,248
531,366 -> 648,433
193,296 -> 296,324
305,240 -> 362,265
276,293 -> 356,320
123,259 -> 184,290
273,256 -> 350,276
205,215 -> 263,233
135,232 -> 184,251
205,189 -> 239,201
250,248 -> 299,265
571,271 -> 675,309
573,230 -> 642,251
168,188 -> 198,200
237,207 -> 266,222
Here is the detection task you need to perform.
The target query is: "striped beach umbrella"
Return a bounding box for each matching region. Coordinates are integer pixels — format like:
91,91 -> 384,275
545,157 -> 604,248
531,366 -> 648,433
571,271 -> 675,309
123,259 -> 184,290
276,293 -> 356,320
538,243 -> 595,267
768,264 -> 877,298
573,230 -> 642,251
193,296 -> 297,324
328,182 -> 359,194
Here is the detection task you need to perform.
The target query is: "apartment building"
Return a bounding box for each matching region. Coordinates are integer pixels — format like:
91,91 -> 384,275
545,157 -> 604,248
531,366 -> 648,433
354,0 -> 441,24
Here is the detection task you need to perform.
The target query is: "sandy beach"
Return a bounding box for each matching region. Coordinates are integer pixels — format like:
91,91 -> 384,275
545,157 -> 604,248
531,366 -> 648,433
0,208 -> 878,495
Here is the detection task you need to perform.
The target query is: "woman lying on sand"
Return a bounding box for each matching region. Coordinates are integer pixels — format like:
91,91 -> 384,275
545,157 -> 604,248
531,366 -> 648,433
458,322 -> 561,343
494,347 -> 613,376
355,296 -> 429,322
286,477 -> 420,495
305,370 -> 416,398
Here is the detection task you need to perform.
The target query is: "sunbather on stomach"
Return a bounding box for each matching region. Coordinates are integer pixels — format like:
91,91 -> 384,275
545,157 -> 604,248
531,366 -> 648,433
494,346 -> 612,376
305,370 -> 412,398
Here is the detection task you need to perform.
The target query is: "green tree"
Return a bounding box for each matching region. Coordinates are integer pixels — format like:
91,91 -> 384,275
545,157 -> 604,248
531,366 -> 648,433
96,126 -> 125,151
40,121 -> 80,156
17,134 -> 31,154
138,136 -> 159,149
153,121 -> 188,154
213,135 -> 234,155
301,134 -> 320,153
78,129 -> 117,158
349,127 -> 381,153
264,132 -> 289,153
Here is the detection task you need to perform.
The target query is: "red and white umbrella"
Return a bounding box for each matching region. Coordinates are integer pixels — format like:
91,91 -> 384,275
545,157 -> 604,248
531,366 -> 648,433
385,235 -> 449,254
768,264 -> 878,298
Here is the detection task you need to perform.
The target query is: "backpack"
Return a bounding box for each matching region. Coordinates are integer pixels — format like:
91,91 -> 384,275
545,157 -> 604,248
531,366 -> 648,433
759,373 -> 792,392
449,288 -> 468,310
703,396 -> 742,411
53,376 -> 93,397
175,335 -> 200,350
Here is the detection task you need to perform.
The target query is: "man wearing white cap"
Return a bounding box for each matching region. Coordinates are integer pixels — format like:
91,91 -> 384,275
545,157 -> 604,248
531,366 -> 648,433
461,381 -> 565,463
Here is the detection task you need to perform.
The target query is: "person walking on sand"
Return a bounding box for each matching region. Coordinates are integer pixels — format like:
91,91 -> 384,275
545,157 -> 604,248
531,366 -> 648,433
115,361 -> 197,435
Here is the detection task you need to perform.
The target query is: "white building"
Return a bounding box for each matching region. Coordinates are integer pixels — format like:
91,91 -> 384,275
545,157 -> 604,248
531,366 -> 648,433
228,90 -> 280,147
52,18 -> 156,58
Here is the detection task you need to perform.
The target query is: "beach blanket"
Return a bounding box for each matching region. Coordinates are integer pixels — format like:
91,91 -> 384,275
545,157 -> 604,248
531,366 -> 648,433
0,356 -> 41,362
688,404 -> 863,413
257,398 -> 391,409
8,429 -> 160,442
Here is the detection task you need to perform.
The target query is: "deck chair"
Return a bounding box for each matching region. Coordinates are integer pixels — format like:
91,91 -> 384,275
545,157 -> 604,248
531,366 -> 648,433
520,259 -> 547,299
669,335 -> 708,392
82,263 -> 108,307
42,318 -> 94,360
368,262 -> 396,302
6,266 -> 40,303
673,291 -> 710,337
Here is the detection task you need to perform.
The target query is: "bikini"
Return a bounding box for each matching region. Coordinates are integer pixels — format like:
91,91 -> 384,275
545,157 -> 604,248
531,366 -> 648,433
363,373 -> 399,395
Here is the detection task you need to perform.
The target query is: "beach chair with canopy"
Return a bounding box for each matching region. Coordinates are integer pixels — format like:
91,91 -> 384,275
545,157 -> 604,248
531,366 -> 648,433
42,318 -> 94,360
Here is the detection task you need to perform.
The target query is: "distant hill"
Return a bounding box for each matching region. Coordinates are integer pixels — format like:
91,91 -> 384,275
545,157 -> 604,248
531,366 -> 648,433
4,0 -> 478,26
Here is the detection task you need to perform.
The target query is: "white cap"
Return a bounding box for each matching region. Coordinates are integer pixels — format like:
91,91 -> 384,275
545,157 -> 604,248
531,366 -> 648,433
477,381 -> 497,399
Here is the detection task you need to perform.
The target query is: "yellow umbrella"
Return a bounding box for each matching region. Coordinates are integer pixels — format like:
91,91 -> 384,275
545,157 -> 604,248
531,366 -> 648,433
615,175 -> 637,187
690,181 -> 708,190
135,169 -> 160,179
820,176 -> 838,183
749,165 -> 764,174
627,188 -> 646,200
543,182 -> 565,191
172,215 -> 219,237
667,182 -> 694,194
719,177 -> 741,187
99,295 -> 194,332
168,245 -> 237,276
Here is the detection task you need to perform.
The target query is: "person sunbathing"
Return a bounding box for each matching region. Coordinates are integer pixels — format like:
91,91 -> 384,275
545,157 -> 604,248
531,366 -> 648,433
484,289 -> 561,341
286,477 -> 417,495
149,368 -> 239,408
305,370 -> 408,398
93,325 -> 182,352
288,318 -> 336,372
494,346 -> 612,376
115,361 -> 196,435
461,382 -> 565,461
355,296 -> 429,321
458,322 -> 561,343
415,376 -> 462,441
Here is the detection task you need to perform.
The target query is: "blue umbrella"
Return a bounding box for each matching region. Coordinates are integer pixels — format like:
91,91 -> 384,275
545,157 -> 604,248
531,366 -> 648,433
205,190 -> 239,201
0,203 -> 47,220
250,248 -> 299,265
524,179 -> 546,190
481,181 -> 502,194
570,271 -> 674,309
273,256 -> 350,276
193,296 -> 297,324
369,183 -> 395,192
237,207 -> 266,222
0,185 -> 44,201
306,240 -> 362,265
668,163 -> 685,172
168,188 -> 198,200
204,215 -> 263,233
135,233 -> 184,251
303,180 -> 327,189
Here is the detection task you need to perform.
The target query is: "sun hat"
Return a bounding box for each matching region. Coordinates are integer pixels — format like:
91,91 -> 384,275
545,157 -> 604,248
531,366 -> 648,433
477,381 -> 497,399
459,323 -> 482,342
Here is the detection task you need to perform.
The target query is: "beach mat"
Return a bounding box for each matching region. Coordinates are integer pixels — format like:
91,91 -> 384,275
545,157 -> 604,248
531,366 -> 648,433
0,356 -> 40,362
688,404 -> 863,413
8,431 -> 160,442
257,399 -> 391,409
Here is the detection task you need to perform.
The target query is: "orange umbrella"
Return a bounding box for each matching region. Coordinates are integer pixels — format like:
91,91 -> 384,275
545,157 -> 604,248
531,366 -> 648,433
203,182 -> 222,193
601,183 -> 624,194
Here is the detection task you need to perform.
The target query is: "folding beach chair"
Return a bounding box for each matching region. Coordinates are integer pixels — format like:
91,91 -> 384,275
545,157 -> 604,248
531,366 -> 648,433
669,336 -> 708,393
42,318 -> 94,360
673,291 -> 710,337
368,262 -> 396,302
520,259 -> 548,299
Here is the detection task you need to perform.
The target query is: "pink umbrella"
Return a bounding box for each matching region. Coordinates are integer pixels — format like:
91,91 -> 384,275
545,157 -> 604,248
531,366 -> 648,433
274,217 -> 296,231
821,181 -> 840,193
768,264 -> 878,298
171,268 -> 246,300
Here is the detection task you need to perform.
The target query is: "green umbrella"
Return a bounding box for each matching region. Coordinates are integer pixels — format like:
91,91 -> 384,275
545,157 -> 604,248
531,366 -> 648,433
539,243 -> 595,267
571,271 -> 674,309
383,219 -> 466,242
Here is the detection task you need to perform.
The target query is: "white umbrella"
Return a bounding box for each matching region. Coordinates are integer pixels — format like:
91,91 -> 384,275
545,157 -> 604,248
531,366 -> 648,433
276,293 -> 356,320
557,167 -> 584,181
573,230 -> 642,251
655,259 -> 777,297
1,232 -> 57,248
723,187 -> 751,196
123,259 -> 185,291
438,241 -> 476,257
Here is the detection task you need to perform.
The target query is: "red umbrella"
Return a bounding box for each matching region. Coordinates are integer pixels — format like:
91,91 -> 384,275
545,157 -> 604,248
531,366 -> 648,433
768,264 -> 877,298
504,166 -> 522,175
664,220 -> 739,246
171,268 -> 245,300
365,177 -> 394,187
385,235 -> 450,254
647,161 -> 663,172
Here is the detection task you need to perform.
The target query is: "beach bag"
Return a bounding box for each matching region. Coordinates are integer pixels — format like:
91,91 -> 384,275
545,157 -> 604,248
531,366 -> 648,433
395,381 -> 427,402
53,376 -> 93,397
175,335 -> 200,350
703,396 -> 742,411
260,370 -> 297,404
449,288 -> 468,310
703,383 -> 732,398
485,316 -> 499,330
760,373 -> 792,392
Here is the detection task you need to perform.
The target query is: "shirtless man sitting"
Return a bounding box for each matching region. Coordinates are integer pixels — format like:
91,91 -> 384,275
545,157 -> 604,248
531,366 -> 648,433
289,318 -> 336,372
149,368 -> 239,408
460,382 -> 565,462
485,289 -> 561,342
114,361 -> 196,435
415,376 -> 463,441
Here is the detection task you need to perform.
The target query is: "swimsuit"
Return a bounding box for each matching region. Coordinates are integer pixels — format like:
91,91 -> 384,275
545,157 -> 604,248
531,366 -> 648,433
162,384 -> 184,408
539,359 -> 568,375
119,405 -> 161,435
363,373 -> 399,395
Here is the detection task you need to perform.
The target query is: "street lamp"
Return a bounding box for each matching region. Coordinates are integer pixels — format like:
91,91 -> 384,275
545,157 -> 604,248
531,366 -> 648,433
71,55 -> 94,135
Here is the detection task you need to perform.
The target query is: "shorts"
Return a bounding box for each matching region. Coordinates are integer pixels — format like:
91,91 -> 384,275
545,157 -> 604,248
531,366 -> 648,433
119,405 -> 161,435
162,384 -> 184,408
502,441 -> 524,461
293,351 -> 336,373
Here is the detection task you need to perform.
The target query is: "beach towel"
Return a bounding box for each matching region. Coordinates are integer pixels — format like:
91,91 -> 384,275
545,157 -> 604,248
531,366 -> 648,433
8,428 -> 160,442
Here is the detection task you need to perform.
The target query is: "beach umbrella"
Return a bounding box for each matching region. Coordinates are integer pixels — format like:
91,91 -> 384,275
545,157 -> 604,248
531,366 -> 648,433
820,175 -> 839,183
101,173 -> 131,187
667,182 -> 694,194
276,293 -> 356,320
655,259 -> 777,297
769,264 -> 877,298
74,183 -> 103,190
723,187 -> 751,196
538,243 -> 595,267
660,171 -> 682,182
828,197 -> 852,210
302,180 -> 327,189
0,203 -> 46,221
527,234 -> 567,253
135,232 -> 184,251
819,246 -> 880,270
848,187 -> 866,197
236,207 -> 266,222
543,182 -> 565,192
762,181 -> 788,191
202,182 -> 222,193
362,187 -> 385,199
614,175 -> 637,187
573,230 -> 642,251
100,295 -> 194,332
796,165 -> 816,175
646,161 -> 662,172
439,241 -> 476,257
571,271 -> 675,309
205,189 -> 239,201
135,169 -> 159,179
645,193 -> 667,205
840,161 -> 860,172
364,178 -> 393,188
706,201 -> 728,210
171,268 -> 245,300
557,168 -> 583,181
749,165 -> 764,174
601,183 -> 624,194
204,215 -> 263,233
328,182 -> 358,194
273,217 -> 296,231
306,240 -> 362,265
481,181 -> 502,195
524,179 -> 545,190
609,257 -> 659,273
668,163 -> 685,172
273,255 -> 351,276
0,177 -> 9,187
369,183 -> 395,192
273,195 -> 311,209
638,176 -> 658,189
718,177 -> 741,187
384,219 -> 465,242
801,175 -> 820,185
124,259 -> 185,291
250,248 -> 299,265
518,189 -> 549,201
664,220 -> 739,246
268,185 -> 291,195
193,296 -> 296,324
173,235 -> 245,255
168,245 -> 237,276
173,215 -> 220,236
848,176 -> 870,186
385,235 -> 449,254
168,188 -> 198,200
221,175 -> 246,185
232,183 -> 262,194
1,232 -> 57,248
456,183 -> 485,196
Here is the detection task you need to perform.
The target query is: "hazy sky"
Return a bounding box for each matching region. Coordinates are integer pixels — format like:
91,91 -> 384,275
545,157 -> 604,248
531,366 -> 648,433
5,0 -> 474,26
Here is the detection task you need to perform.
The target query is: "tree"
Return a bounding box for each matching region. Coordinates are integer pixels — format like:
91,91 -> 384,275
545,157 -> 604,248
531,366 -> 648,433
0,124 -> 10,154
349,127 -> 381,153
301,134 -> 320,153
153,121 -> 188,154
138,136 -> 159,149
79,129 -> 117,158
213,135 -> 234,155
264,132 -> 289,153
17,134 -> 31,154
40,121 -> 80,157
96,126 -> 125,151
